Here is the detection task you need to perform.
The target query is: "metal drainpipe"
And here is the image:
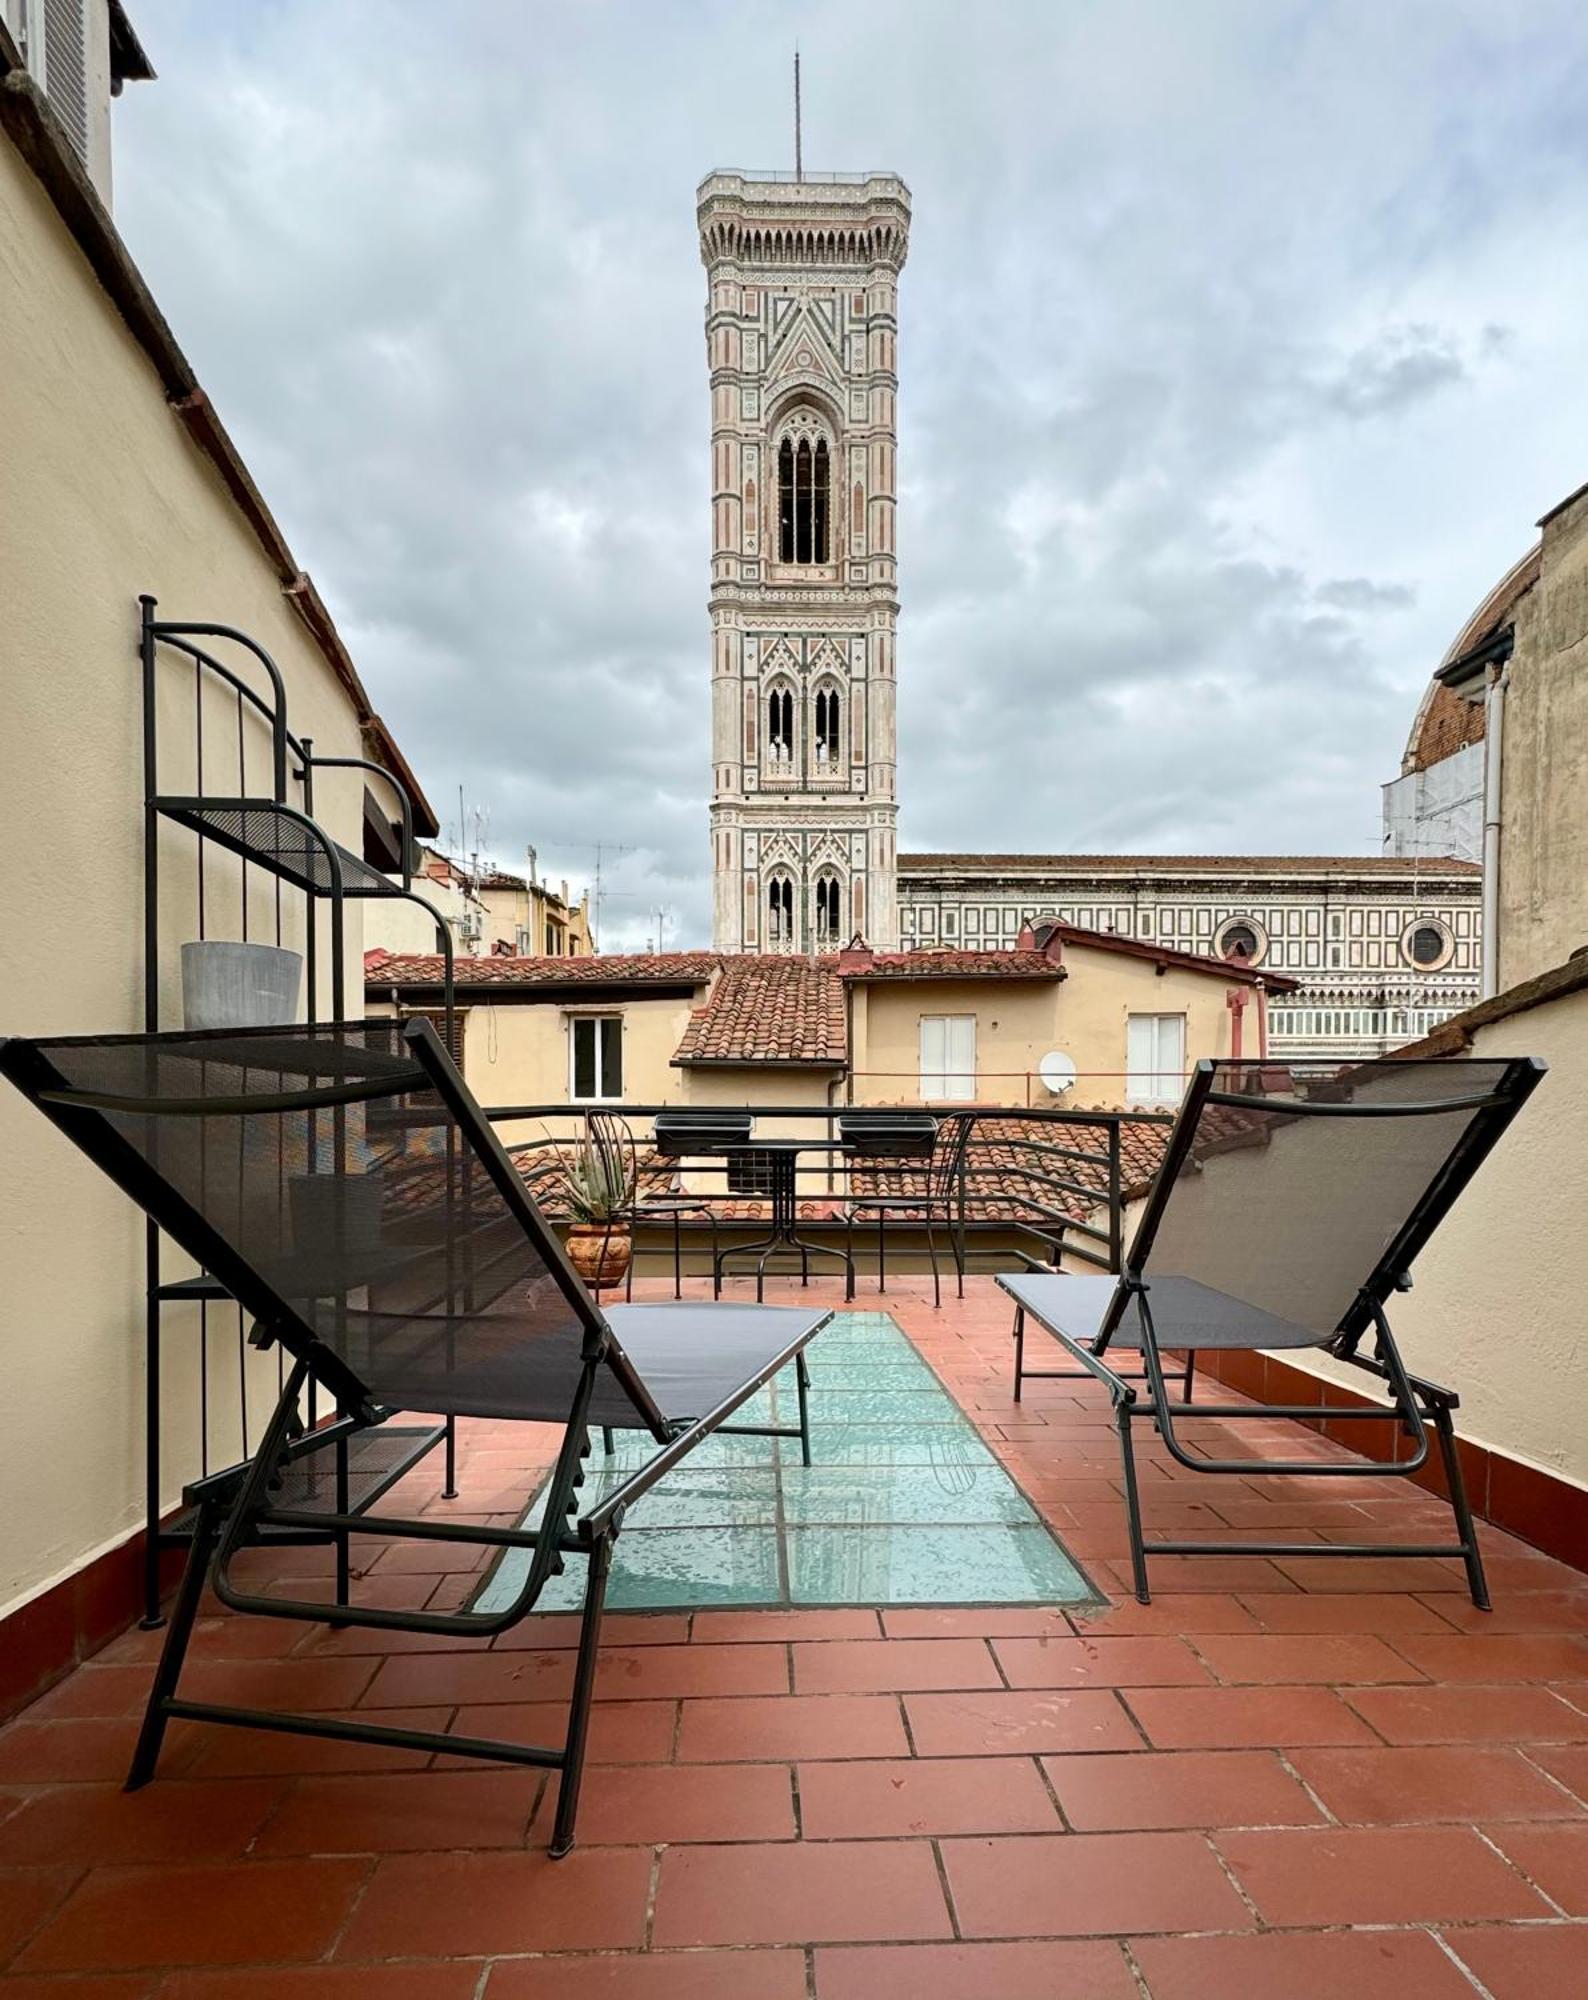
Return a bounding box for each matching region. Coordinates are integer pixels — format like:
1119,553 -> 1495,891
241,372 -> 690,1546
1480,663 -> 1510,1000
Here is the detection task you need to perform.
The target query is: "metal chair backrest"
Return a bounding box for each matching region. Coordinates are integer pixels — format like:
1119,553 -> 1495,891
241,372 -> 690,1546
0,1020 -> 666,1434
927,1110 -> 976,1205
1115,1056 -> 1545,1347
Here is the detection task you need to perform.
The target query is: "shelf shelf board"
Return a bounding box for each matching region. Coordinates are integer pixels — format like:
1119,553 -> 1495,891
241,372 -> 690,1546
152,797 -> 404,900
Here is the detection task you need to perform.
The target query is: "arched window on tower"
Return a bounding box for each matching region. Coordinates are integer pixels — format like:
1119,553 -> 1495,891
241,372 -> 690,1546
767,871 -> 795,949
778,431 -> 831,564
815,871 -> 842,945
814,684 -> 842,765
766,684 -> 794,766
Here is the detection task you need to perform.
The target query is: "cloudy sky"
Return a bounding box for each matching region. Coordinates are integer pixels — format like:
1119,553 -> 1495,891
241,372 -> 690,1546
116,0 -> 1588,948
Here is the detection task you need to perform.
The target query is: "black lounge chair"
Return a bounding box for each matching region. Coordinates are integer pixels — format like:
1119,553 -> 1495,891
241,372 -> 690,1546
1001,1056 -> 1544,1607
0,1019 -> 832,1855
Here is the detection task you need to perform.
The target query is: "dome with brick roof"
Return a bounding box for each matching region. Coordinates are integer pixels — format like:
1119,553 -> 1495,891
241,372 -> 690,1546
1401,544 -> 1541,774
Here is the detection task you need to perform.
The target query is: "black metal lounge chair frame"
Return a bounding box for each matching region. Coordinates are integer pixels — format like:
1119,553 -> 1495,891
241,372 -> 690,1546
1002,1056 -> 1545,1609
0,1020 -> 831,1856
842,1110 -> 973,1308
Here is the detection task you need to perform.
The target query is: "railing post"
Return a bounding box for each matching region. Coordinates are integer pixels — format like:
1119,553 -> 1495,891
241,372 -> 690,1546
1108,1120 -> 1123,1274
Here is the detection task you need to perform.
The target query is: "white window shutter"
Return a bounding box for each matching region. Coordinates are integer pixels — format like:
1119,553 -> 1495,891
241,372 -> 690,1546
42,0 -> 89,164
919,1016 -> 946,1098
945,1016 -> 976,1100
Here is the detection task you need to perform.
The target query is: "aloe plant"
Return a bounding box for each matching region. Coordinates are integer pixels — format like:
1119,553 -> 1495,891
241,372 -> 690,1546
549,1120 -> 636,1226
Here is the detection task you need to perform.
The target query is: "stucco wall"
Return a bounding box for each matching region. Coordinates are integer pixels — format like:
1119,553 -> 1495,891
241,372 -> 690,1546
851,954 -> 1247,1108
1499,490 -> 1588,990
0,139 -> 375,1620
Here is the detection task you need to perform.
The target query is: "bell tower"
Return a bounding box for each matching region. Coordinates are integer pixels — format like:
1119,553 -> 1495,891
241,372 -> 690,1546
698,169 -> 911,952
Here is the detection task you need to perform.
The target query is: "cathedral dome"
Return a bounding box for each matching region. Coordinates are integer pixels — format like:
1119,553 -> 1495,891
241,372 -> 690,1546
1401,543 -> 1540,774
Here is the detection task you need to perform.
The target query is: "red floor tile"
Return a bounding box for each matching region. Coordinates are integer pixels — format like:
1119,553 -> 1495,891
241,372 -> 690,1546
694,1609 -> 881,1642
14,1858 -> 369,1973
941,1830 -> 1251,1937
904,1688 -> 1143,1756
814,1940 -> 1138,2000
1042,1748 -> 1321,1831
545,1760 -> 796,1844
1122,1684 -> 1377,1748
0,1869 -> 77,1966
1288,1744 -> 1588,1823
880,1607 -> 1082,1639
160,1969 -> 482,1999
0,1978 -> 156,2000
486,1952 -> 809,1999
792,1638 -> 1000,1694
365,1640 -> 787,1707
1214,1824 -> 1548,1925
677,1693 -> 909,1762
992,1635 -> 1211,1687
1130,1927 -> 1479,1999
1389,1632 -> 1588,1682
1483,1821 -> 1588,1912
179,1706 -> 447,1778
252,1767 -> 542,1853
0,1718 -> 167,1785
1236,1591 -> 1458,1633
798,1755 -> 1059,1837
493,1611 -> 691,1649
336,1847 -> 651,1958
443,1698 -> 677,1766
0,1778 -> 286,1866
1440,1923 -> 1588,1997
1345,1684 -> 1588,1744
653,1838 -> 952,1947
1419,1589 -> 1588,1633
1190,1631 -> 1423,1684
1524,1742 -> 1588,1800
1062,1595 -> 1261,1635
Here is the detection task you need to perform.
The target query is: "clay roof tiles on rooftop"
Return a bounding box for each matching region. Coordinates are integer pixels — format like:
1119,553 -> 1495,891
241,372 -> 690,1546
672,956 -> 848,1067
364,950 -> 718,988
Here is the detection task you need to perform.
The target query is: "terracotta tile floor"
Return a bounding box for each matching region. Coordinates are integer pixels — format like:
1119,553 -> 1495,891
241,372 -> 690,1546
3,1274 -> 1588,1996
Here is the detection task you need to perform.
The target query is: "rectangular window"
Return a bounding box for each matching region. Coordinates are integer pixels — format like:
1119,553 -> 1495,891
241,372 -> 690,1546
570,1015 -> 623,1101
1125,1013 -> 1186,1109
920,1014 -> 976,1101
727,1149 -> 777,1196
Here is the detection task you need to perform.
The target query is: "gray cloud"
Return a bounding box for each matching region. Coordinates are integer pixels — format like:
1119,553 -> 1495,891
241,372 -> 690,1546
116,0 -> 1588,944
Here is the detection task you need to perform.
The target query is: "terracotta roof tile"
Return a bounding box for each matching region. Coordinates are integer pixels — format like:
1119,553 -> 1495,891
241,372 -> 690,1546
843,949 -> 1063,981
364,950 -> 718,988
673,956 -> 848,1067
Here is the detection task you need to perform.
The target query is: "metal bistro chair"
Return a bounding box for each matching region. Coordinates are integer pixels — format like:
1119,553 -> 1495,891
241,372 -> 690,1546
0,1019 -> 832,1856
999,1056 -> 1545,1606
841,1109 -> 974,1307
586,1107 -> 720,1300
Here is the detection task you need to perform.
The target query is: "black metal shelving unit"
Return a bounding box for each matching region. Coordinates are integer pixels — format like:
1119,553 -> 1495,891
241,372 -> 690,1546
139,595 -> 459,1624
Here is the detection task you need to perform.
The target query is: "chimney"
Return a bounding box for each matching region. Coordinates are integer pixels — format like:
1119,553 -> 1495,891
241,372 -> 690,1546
1015,920 -> 1037,950
838,932 -> 875,973
525,844 -> 537,887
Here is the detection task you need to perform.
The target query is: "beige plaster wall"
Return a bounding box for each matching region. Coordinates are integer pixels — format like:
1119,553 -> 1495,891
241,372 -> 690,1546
1499,491 -> 1588,990
0,141 -> 375,1620
850,955 -> 1245,1107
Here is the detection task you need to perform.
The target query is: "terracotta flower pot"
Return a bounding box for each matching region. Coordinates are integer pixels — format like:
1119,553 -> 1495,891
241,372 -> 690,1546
565,1223 -> 632,1291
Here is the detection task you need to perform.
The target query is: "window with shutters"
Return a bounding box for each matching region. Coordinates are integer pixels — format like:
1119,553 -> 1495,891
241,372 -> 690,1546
919,1015 -> 976,1101
1125,1013 -> 1186,1108
570,1015 -> 622,1102
402,1008 -> 466,1072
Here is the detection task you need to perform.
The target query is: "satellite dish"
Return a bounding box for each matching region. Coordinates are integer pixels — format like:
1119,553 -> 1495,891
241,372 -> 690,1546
1038,1049 -> 1077,1097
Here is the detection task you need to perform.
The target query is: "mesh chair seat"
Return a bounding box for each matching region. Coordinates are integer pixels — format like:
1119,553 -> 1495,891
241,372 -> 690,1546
1002,1273 -> 1325,1352
602,1302 -> 817,1424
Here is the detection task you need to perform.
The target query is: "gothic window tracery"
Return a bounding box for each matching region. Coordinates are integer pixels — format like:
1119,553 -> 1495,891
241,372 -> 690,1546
766,682 -> 795,766
767,871 -> 796,948
776,410 -> 832,564
815,870 -> 842,944
813,683 -> 843,765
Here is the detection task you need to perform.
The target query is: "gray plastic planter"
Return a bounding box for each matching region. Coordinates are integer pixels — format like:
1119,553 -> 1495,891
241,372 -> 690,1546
181,940 -> 303,1031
